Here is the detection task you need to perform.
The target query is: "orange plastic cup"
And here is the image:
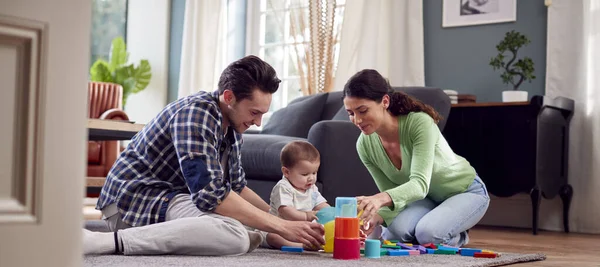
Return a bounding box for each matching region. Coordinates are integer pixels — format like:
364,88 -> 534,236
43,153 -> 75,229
334,217 -> 359,239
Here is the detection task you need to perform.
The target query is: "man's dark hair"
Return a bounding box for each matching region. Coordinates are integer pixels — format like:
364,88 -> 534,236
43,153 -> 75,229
217,55 -> 281,101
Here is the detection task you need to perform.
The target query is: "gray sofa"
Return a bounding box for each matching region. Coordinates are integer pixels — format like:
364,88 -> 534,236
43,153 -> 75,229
241,87 -> 451,205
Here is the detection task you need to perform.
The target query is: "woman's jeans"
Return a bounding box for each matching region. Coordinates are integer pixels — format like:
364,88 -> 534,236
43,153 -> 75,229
381,175 -> 490,247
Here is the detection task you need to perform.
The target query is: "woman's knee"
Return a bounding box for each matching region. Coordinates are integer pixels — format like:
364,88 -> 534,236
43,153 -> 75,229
414,220 -> 447,245
385,220 -> 417,242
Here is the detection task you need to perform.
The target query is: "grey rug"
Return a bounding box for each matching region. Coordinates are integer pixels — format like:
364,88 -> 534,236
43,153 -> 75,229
83,221 -> 545,266
84,248 -> 545,267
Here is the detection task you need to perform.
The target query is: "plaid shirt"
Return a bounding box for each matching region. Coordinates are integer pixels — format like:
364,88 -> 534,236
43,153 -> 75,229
96,91 -> 247,227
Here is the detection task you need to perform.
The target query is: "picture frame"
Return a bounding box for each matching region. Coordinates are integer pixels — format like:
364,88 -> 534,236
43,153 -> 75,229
443,0 -> 517,28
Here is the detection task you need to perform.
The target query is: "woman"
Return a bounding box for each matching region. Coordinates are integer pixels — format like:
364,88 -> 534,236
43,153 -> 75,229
343,69 -> 490,247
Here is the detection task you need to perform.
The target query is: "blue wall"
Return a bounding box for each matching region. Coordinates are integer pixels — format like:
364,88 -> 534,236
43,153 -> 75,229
423,0 -> 547,102
167,0 -> 185,104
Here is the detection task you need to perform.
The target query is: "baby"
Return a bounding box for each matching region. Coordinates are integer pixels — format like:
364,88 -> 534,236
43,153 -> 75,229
266,140 -> 330,249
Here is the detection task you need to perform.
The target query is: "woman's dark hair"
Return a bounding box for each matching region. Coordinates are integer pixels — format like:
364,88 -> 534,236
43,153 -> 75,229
342,69 -> 442,123
218,55 -> 281,101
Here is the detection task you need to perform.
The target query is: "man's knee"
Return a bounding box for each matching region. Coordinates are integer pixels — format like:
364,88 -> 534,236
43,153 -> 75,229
208,216 -> 251,254
177,217 -> 250,255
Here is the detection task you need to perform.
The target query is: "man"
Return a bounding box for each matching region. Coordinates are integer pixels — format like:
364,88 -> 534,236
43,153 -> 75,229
83,55 -> 325,256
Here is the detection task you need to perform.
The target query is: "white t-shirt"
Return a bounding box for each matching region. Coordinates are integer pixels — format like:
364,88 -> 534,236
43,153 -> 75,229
269,177 -> 327,217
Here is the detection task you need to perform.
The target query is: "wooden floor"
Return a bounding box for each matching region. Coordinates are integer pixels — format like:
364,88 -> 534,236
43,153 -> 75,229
469,226 -> 600,266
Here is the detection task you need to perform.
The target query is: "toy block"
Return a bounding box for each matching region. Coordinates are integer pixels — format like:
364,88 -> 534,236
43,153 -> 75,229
403,243 -> 413,246
408,250 -> 420,255
426,249 -> 436,254
388,250 -> 410,256
398,243 -> 416,250
382,245 -> 401,249
482,249 -> 496,253
415,245 -> 427,254
380,249 -> 389,256
474,252 -> 498,258
389,240 -> 400,243
434,249 -> 456,255
460,248 -> 482,256
422,243 -> 437,249
281,246 -> 303,253
437,245 -> 459,252
383,240 -> 393,245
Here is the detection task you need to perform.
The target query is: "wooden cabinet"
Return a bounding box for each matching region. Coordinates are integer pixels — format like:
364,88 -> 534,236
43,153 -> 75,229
442,96 -> 575,235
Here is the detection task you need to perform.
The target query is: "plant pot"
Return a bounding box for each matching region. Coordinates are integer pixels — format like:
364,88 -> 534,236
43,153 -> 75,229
502,90 -> 528,102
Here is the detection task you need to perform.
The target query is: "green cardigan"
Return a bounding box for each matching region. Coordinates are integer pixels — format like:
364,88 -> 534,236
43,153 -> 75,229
357,112 -> 476,226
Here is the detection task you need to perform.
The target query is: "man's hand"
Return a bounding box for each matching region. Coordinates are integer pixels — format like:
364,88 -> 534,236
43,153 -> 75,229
305,211 -> 318,222
277,220 -> 325,249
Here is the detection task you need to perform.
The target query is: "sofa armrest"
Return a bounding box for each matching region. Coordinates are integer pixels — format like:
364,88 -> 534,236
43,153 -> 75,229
307,120 -> 379,204
99,108 -> 129,121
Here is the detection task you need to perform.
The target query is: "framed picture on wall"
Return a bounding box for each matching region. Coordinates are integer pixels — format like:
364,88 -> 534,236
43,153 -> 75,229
443,0 -> 517,28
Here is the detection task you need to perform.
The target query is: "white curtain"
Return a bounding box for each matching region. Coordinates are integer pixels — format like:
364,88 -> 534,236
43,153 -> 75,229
178,0 -> 226,98
546,0 -> 600,233
333,0 -> 424,91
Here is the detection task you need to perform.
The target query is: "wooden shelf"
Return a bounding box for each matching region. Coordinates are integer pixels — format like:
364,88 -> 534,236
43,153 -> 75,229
87,119 -> 145,141
451,101 -> 530,108
86,176 -> 106,187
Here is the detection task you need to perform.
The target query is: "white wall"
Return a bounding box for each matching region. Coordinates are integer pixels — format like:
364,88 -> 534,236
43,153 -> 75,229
125,0 -> 170,124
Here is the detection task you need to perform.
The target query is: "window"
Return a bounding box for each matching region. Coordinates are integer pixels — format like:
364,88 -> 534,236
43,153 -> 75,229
248,0 -> 345,119
90,0 -> 128,67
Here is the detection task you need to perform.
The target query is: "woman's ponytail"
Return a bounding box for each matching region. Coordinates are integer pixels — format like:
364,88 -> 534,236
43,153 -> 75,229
387,91 -> 443,123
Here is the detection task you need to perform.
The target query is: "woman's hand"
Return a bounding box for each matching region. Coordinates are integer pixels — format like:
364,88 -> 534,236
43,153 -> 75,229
357,193 -> 392,224
359,213 -> 384,237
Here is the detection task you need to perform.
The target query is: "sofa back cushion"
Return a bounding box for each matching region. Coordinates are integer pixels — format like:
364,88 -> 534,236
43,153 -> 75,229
261,92 -> 328,138
320,91 -> 344,120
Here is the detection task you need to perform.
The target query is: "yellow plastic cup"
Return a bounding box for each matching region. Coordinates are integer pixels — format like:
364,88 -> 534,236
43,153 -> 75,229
323,220 -> 335,253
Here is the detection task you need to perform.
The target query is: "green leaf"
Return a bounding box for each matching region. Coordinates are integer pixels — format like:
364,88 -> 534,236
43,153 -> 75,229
121,78 -> 136,107
132,59 -> 152,93
90,59 -> 114,82
109,37 -> 128,72
114,64 -> 135,86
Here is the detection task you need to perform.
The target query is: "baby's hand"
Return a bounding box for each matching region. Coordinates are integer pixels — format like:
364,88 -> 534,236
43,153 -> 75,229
305,211 -> 318,222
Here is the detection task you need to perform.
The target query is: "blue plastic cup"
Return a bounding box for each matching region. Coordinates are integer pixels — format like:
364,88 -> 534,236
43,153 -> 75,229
316,206 -> 336,224
364,239 -> 381,258
335,197 -> 357,218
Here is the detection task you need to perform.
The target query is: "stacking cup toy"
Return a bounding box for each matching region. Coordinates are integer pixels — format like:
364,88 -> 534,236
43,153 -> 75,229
333,197 -> 360,260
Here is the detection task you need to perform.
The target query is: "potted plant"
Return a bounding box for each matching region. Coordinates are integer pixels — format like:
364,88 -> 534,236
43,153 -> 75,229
90,37 -> 152,108
489,30 -> 536,102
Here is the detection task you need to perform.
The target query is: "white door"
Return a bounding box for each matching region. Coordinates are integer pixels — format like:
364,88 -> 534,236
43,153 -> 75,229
0,0 -> 91,266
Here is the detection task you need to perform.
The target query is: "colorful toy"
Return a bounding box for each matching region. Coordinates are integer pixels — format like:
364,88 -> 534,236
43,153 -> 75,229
460,248 -> 482,256
333,197 -> 360,260
281,246 -> 303,253
364,239 -> 381,258
388,250 -> 410,256
316,206 -> 335,224
323,220 -> 335,253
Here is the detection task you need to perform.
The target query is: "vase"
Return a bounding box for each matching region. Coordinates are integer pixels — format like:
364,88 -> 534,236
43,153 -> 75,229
502,90 -> 528,102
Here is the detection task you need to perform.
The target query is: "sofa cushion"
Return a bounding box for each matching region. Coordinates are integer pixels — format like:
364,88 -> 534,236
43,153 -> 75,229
332,106 -> 350,121
261,92 -> 328,138
320,91 -> 344,120
241,134 -> 307,182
